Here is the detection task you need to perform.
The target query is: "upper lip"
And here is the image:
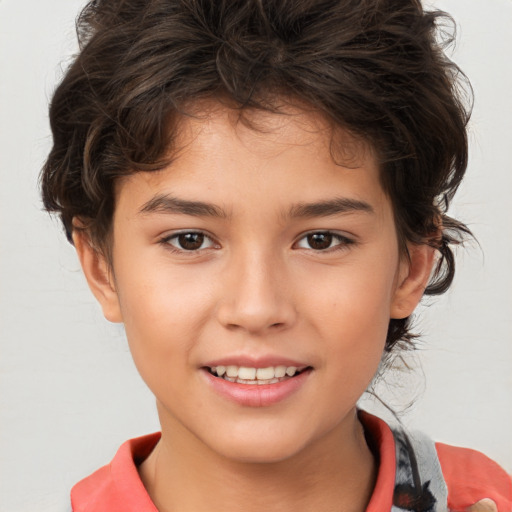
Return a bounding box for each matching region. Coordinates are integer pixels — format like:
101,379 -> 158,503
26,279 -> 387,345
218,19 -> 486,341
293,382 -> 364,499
202,355 -> 310,369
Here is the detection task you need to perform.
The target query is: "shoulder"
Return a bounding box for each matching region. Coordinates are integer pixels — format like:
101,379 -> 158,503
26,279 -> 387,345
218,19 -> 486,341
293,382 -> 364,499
71,464 -> 114,512
435,442 -> 512,512
71,433 -> 160,512
360,410 -> 512,512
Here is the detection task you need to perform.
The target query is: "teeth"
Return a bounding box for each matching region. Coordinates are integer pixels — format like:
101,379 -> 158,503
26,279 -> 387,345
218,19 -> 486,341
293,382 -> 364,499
274,366 -> 286,378
256,367 -> 274,380
238,367 -> 256,380
210,365 -> 304,382
226,365 -> 238,377
286,366 -> 297,377
233,377 -> 286,385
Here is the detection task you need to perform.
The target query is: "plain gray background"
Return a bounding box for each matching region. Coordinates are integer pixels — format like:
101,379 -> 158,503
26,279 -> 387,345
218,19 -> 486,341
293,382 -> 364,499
1,0 -> 511,510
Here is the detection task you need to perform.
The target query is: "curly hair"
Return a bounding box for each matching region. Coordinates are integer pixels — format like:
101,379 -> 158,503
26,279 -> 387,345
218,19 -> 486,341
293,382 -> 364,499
41,0 -> 472,352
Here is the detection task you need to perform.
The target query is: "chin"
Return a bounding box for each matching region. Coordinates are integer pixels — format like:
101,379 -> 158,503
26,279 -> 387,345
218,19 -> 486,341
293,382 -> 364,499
201,426 -> 317,465
218,442 -> 304,465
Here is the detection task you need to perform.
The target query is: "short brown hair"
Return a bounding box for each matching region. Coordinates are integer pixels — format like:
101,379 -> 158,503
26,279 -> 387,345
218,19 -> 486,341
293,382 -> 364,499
41,0 -> 472,351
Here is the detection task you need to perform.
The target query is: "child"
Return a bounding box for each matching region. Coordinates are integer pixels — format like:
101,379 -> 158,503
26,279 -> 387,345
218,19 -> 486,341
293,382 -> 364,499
40,0 -> 511,511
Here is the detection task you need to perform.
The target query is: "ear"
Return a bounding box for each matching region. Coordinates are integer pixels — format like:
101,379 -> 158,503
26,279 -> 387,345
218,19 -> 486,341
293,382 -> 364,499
72,230 -> 123,323
390,243 -> 436,320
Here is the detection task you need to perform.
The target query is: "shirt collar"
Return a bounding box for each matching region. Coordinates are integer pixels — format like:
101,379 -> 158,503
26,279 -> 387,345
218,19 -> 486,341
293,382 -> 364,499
71,412 -> 396,511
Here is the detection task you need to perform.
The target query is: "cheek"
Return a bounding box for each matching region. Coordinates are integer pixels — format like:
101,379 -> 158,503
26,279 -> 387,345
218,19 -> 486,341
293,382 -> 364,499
307,257 -> 397,331
112,255 -> 215,376
302,256 -> 397,376
314,291 -> 389,408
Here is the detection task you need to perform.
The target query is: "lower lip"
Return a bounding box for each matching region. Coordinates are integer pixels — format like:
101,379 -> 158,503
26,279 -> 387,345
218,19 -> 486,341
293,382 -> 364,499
202,368 -> 312,407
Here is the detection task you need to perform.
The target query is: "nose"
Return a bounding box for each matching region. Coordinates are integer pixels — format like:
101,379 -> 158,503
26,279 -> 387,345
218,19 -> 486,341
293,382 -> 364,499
215,249 -> 297,335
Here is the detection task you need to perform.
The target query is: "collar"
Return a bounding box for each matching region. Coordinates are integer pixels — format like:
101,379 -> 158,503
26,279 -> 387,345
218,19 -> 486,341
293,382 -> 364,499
71,412 -> 396,511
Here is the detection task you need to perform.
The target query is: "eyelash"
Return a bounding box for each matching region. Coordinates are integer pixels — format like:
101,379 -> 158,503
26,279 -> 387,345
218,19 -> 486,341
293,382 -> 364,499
294,231 -> 355,253
159,230 -> 355,254
159,231 -> 218,253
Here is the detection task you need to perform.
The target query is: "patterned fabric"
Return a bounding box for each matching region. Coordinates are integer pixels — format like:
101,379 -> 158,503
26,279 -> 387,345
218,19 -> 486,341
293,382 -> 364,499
391,427 -> 448,512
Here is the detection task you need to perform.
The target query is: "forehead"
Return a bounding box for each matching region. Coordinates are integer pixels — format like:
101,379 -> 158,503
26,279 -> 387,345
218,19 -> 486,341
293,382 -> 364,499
176,100 -> 374,168
115,101 -> 389,221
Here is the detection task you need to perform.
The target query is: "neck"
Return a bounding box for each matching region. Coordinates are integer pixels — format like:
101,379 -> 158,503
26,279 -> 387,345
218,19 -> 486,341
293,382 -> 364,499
139,408 -> 377,512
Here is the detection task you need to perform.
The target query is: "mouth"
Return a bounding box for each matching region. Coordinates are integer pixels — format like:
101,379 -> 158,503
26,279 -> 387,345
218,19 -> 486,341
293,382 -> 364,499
204,365 -> 311,385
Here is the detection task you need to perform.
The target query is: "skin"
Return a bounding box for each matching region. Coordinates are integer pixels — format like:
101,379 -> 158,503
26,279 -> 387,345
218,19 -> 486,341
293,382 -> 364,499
469,499 -> 498,512
465,499 -> 498,512
75,103 -> 437,512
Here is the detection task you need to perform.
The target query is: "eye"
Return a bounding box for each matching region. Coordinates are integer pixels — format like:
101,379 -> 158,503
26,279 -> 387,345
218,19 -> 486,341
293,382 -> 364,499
295,231 -> 353,251
162,232 -> 216,251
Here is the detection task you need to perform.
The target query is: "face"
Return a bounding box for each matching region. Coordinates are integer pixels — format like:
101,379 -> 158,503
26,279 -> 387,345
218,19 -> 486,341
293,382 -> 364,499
78,104 -> 431,463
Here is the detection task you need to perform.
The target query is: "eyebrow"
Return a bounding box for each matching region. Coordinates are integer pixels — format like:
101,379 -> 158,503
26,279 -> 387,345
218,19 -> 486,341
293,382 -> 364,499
139,194 -> 228,218
139,194 -> 373,219
287,197 -> 374,218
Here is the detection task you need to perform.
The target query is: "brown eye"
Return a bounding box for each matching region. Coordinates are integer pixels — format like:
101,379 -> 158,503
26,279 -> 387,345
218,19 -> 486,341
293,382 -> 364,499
164,232 -> 215,251
178,233 -> 204,250
295,231 -> 354,252
306,233 -> 333,250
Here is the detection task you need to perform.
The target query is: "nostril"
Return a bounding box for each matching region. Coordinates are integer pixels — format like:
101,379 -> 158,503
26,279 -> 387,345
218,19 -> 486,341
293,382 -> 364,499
216,294 -> 297,334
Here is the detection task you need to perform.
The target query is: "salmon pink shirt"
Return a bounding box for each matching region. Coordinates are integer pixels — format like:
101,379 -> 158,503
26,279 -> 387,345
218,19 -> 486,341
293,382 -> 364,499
71,412 -> 512,512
